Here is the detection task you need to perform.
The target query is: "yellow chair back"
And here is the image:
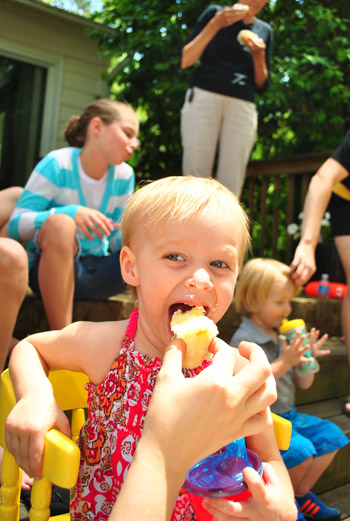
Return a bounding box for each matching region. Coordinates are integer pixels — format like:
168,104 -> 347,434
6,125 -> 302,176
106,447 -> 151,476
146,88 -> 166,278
0,369 -> 88,521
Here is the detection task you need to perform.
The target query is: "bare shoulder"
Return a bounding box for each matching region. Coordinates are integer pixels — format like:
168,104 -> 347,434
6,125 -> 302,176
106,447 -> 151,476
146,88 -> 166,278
35,319 -> 130,384
67,319 -> 129,383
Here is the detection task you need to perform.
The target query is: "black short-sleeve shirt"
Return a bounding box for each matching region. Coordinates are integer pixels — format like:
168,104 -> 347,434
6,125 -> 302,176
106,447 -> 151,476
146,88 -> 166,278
188,5 -> 274,102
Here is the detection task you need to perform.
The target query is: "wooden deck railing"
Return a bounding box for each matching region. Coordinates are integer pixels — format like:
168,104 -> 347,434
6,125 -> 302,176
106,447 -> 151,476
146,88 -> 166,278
242,150 -> 331,263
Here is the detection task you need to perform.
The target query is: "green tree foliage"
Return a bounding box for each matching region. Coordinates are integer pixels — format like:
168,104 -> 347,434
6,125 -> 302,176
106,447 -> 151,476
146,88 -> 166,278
258,0 -> 350,158
88,0 -> 209,181
86,0 -> 349,181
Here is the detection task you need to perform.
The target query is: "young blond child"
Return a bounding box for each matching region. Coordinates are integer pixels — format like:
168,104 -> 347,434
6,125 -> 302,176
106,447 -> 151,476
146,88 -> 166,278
230,258 -> 349,521
6,178 -> 296,521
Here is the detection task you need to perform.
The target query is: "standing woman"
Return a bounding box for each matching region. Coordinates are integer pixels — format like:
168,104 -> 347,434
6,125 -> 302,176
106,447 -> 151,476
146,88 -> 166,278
180,0 -> 273,197
8,98 -> 139,330
291,130 -> 350,417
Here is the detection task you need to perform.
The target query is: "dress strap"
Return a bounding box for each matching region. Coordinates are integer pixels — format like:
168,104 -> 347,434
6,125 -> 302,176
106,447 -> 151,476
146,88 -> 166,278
124,308 -> 138,340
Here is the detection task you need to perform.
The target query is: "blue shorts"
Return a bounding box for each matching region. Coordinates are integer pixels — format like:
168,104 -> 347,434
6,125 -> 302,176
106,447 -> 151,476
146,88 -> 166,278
29,249 -> 126,301
279,406 -> 349,469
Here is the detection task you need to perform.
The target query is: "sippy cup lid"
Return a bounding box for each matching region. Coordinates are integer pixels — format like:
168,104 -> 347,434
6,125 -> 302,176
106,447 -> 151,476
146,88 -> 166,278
183,438 -> 262,498
279,318 -> 305,334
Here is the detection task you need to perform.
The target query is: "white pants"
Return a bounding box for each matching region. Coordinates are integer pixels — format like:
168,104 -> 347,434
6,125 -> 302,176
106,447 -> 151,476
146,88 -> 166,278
181,87 -> 258,197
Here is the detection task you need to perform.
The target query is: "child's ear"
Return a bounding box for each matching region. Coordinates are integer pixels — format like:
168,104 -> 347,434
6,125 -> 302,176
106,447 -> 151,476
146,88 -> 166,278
120,245 -> 139,286
89,116 -> 102,136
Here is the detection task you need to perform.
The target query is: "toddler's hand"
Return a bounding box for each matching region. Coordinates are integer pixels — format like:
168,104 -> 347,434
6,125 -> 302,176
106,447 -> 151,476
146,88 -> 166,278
5,393 -> 71,479
279,333 -> 310,367
309,327 -> 330,357
202,463 -> 297,521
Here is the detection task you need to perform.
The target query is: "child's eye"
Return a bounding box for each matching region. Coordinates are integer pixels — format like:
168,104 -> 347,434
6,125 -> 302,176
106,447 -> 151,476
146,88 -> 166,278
211,260 -> 227,268
123,129 -> 133,138
166,253 -> 185,261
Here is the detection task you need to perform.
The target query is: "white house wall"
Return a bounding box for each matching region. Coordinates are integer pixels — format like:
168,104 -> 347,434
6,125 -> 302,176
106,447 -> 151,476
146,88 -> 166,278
0,0 -> 110,156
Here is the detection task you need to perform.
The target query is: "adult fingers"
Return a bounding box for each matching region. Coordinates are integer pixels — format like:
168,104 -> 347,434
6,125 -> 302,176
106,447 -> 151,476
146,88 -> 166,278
237,341 -> 272,383
157,338 -> 186,380
240,407 -> 272,439
208,338 -> 236,377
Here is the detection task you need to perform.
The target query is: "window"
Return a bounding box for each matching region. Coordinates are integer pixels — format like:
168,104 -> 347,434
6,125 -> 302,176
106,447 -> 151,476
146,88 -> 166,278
0,56 -> 47,189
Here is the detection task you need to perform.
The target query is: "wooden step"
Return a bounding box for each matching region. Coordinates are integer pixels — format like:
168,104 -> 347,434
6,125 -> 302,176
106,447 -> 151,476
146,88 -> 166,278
14,292 -> 344,342
14,290 -> 136,340
318,483 -> 350,520
297,397 -> 350,494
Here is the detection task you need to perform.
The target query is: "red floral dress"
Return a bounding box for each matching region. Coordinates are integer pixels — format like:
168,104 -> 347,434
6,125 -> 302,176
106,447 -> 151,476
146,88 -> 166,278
70,308 -> 210,520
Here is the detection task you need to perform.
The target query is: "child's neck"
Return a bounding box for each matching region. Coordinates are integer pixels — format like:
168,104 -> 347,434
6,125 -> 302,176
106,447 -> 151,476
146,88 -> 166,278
249,315 -> 278,343
80,147 -> 108,180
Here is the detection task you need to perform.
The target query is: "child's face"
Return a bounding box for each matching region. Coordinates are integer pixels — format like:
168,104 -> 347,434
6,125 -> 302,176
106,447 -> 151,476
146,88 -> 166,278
122,201 -> 242,357
251,275 -> 294,333
97,110 -> 139,165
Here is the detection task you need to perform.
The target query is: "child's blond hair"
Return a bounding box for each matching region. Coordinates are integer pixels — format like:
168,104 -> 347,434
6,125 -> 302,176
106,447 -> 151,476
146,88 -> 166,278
235,257 -> 300,316
121,176 -> 250,266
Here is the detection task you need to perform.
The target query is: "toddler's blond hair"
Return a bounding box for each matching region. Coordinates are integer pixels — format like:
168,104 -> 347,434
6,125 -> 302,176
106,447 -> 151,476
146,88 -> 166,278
121,176 -> 250,266
235,257 -> 300,316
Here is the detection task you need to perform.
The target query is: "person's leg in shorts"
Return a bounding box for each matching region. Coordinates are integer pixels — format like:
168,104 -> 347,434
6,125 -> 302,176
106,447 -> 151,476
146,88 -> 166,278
30,223 -> 126,329
181,87 -> 223,178
73,251 -> 125,301
216,97 -> 257,197
280,407 -> 349,496
30,214 -> 79,330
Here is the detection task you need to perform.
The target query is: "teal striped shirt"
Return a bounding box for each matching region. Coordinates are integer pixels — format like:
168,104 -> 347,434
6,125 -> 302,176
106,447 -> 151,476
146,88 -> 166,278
8,147 -> 135,267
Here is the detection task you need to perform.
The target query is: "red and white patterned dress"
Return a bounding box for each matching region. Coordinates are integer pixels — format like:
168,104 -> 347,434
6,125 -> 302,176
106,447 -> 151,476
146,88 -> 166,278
70,308 -> 210,520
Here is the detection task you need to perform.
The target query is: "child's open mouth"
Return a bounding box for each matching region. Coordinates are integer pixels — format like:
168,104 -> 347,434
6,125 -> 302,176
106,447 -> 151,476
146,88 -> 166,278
168,303 -> 209,335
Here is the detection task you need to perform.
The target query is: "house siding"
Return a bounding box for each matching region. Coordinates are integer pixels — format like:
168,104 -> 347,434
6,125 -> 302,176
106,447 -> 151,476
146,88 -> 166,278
0,0 -> 110,156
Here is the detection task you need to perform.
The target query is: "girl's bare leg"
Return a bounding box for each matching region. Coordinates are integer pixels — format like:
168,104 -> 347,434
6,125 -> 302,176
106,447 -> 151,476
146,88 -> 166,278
0,187 -> 23,237
0,238 -> 28,371
37,214 -> 78,330
293,452 -> 337,496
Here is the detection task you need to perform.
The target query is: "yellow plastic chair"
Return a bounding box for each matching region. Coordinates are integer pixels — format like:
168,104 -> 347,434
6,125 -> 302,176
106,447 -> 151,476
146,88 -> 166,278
0,368 -> 88,521
0,369 -> 292,521
271,412 -> 292,451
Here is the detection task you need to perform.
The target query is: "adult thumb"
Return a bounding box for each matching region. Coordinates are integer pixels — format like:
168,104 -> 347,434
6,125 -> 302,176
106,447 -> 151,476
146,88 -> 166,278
160,337 -> 186,377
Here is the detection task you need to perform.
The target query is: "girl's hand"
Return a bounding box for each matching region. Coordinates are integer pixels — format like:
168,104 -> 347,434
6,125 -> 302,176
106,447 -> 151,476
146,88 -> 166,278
202,463 -> 297,521
75,206 -> 115,240
5,393 -> 71,479
309,327 -> 330,357
279,333 -> 310,367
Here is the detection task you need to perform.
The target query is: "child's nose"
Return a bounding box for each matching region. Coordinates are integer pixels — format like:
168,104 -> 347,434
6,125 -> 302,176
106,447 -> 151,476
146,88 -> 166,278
130,137 -> 139,150
184,268 -> 214,291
